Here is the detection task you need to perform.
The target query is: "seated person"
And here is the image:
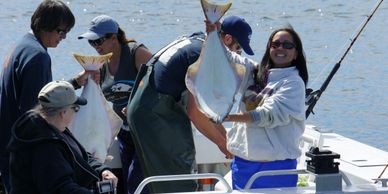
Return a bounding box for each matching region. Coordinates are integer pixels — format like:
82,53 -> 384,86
7,80 -> 117,194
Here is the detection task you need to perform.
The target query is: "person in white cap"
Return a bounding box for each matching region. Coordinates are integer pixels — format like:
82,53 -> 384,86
78,14 -> 153,194
7,80 -> 117,194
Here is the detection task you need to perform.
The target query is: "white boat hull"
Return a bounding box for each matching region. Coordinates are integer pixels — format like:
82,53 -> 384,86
106,124 -> 388,193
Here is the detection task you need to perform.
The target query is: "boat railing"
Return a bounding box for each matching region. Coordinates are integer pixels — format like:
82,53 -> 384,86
134,173 -> 232,194
244,169 -> 352,190
133,169 -> 388,194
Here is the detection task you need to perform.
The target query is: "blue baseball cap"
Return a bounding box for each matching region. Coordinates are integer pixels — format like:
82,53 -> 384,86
221,16 -> 254,55
78,15 -> 118,40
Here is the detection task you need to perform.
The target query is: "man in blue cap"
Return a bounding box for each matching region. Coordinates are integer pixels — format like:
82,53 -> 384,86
126,16 -> 254,193
220,16 -> 254,55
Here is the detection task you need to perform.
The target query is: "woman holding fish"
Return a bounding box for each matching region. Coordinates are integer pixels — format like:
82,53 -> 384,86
207,22 -> 308,189
78,15 -> 153,194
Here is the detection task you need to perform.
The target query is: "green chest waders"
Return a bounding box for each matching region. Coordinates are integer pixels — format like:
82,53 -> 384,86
127,63 -> 197,193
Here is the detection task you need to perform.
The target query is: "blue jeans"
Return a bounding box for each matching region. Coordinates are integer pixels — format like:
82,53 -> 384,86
127,156 -> 148,194
0,153 -> 10,193
117,129 -> 145,194
231,156 -> 297,189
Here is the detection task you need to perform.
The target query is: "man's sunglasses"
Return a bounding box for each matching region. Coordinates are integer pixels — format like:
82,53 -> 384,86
88,34 -> 112,47
270,41 -> 296,50
232,38 -> 243,54
71,105 -> 80,113
56,28 -> 68,36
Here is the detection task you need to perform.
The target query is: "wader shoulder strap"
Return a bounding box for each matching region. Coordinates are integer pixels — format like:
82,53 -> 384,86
129,35 -> 205,102
147,35 -> 205,66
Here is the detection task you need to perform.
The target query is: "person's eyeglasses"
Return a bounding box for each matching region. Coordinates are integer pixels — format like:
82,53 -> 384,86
88,34 -> 113,47
270,41 -> 296,50
71,105 -> 80,113
231,38 -> 243,55
55,28 -> 68,36
234,43 -> 242,55
88,37 -> 106,47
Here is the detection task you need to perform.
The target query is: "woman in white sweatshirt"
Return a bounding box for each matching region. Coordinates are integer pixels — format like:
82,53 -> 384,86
222,25 -> 308,189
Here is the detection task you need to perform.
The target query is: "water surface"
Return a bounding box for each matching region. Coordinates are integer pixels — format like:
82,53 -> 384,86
1,0 -> 387,150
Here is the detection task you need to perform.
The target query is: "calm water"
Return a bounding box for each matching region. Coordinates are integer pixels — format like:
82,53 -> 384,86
1,0 -> 387,150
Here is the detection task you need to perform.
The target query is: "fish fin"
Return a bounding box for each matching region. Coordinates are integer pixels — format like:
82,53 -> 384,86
201,0 -> 232,23
73,52 -> 113,71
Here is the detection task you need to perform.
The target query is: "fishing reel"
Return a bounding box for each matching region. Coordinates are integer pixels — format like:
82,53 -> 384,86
305,88 -> 321,115
305,88 -> 318,105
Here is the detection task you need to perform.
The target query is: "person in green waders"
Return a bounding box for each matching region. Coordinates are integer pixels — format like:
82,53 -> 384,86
126,16 -> 254,193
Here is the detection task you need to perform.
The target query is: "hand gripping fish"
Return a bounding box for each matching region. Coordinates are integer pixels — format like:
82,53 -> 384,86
70,53 -> 123,163
185,0 -> 246,123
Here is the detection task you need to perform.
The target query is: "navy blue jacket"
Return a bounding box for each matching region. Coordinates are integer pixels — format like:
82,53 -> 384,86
0,33 -> 52,154
7,110 -> 110,194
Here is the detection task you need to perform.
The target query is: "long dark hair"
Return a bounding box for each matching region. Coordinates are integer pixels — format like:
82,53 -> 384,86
31,0 -> 75,34
117,27 -> 136,45
255,26 -> 308,88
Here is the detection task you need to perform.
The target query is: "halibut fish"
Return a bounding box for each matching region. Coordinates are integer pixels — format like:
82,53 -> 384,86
185,0 -> 245,123
69,53 -> 122,162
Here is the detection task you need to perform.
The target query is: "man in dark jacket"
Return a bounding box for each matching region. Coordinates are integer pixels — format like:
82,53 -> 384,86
0,1 -> 97,191
7,81 -> 117,194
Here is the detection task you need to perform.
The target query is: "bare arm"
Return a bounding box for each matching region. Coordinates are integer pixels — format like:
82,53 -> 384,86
224,112 -> 253,123
187,92 -> 233,159
135,46 -> 153,70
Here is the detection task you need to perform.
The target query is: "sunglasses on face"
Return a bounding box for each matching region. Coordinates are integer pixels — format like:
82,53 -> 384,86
234,43 -> 242,54
231,38 -> 242,55
270,41 -> 296,50
88,34 -> 113,47
71,105 -> 80,113
55,28 -> 68,36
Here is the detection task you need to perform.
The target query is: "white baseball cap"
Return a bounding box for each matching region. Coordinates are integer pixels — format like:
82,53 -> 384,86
38,81 -> 87,108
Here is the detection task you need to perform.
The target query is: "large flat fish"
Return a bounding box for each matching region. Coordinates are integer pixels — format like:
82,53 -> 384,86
185,0 -> 245,123
69,53 -> 122,163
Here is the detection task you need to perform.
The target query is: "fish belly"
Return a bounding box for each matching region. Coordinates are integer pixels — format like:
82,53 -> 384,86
69,53 -> 122,162
186,0 -> 243,123
69,80 -> 122,162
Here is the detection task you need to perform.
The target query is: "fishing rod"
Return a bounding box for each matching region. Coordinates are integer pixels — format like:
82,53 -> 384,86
305,0 -> 384,118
